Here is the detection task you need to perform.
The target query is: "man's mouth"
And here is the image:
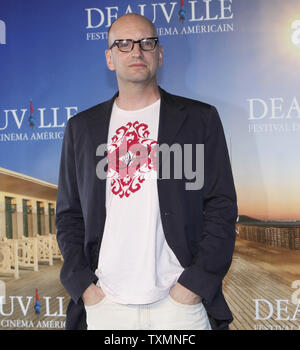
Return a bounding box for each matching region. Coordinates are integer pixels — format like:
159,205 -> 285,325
129,63 -> 146,67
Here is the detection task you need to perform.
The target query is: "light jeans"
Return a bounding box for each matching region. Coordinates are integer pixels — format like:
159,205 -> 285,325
84,294 -> 212,330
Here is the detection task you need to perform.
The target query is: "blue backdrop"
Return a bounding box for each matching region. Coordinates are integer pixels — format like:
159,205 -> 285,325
1,0 -> 300,223
1,0 -> 300,330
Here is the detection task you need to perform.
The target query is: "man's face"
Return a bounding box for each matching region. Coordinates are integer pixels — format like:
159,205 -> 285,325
105,17 -> 163,85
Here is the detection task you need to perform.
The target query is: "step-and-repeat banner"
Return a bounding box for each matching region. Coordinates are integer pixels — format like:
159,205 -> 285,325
0,0 -> 300,330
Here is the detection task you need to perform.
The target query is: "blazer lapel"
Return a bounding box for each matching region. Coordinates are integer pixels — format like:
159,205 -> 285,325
85,92 -> 118,216
157,86 -> 187,159
87,91 -> 119,153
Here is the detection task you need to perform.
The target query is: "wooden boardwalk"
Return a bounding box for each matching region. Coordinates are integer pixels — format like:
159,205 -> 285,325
225,237 -> 300,330
1,237 -> 299,330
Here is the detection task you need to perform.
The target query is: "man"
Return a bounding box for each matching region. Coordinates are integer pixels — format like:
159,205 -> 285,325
55,13 -> 238,330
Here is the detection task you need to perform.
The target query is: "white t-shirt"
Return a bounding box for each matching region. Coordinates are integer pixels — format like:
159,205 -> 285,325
95,97 -> 184,304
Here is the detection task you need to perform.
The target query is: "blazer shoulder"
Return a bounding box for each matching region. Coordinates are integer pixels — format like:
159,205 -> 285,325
162,90 -> 225,138
167,90 -> 216,114
166,91 -> 219,128
67,99 -> 110,128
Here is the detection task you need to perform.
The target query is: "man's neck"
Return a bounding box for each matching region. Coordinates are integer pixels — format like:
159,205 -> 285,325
115,82 -> 160,111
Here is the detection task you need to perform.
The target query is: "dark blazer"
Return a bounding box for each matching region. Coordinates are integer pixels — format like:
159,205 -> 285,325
55,86 -> 238,330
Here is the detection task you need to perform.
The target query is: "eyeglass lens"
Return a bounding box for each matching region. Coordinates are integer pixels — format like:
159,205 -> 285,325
118,38 -> 157,51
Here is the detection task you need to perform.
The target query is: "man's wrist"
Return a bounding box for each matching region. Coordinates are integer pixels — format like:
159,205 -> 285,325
170,282 -> 202,304
82,283 -> 105,305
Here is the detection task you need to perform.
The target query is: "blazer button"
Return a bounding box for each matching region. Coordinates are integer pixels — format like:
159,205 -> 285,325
164,212 -> 172,216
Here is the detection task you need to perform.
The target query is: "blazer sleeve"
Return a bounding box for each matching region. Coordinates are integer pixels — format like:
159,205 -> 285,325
177,105 -> 238,305
55,119 -> 98,304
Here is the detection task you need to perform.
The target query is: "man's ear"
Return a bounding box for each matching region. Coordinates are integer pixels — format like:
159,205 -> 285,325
105,49 -> 116,71
158,45 -> 163,67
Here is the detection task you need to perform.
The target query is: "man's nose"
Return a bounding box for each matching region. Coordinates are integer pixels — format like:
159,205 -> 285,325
131,42 -> 143,56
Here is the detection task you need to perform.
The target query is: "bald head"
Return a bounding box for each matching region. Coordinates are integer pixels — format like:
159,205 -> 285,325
104,12 -> 163,87
107,13 -> 158,48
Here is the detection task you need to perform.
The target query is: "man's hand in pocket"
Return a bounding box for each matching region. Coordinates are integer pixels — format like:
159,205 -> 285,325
82,283 -> 105,306
169,282 -> 202,305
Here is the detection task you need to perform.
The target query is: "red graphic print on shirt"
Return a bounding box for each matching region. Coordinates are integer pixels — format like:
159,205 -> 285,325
107,121 -> 157,198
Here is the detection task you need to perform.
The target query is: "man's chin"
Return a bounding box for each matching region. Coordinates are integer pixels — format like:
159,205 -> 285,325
118,72 -> 155,84
127,76 -> 153,84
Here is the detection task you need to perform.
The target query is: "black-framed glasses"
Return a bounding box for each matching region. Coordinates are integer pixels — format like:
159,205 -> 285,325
109,37 -> 159,52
